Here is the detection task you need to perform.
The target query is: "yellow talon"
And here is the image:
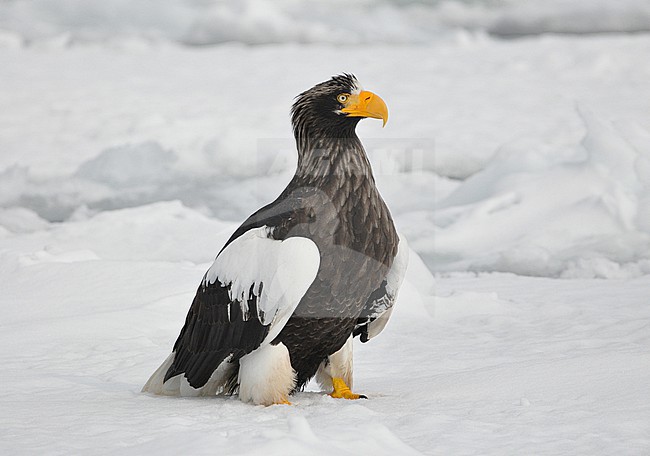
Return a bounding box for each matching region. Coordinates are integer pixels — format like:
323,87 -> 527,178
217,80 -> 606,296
275,396 -> 292,406
329,377 -> 366,400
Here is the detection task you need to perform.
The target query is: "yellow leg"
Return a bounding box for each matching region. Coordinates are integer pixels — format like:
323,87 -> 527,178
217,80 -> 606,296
329,377 -> 367,400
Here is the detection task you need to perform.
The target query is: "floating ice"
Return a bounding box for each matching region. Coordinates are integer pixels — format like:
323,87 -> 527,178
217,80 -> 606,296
1,0 -> 650,47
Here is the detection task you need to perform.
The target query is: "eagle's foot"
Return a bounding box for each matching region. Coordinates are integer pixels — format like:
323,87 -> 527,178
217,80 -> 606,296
329,377 -> 367,400
273,396 -> 293,406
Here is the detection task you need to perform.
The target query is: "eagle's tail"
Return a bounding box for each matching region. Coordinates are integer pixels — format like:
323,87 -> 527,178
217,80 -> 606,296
141,352 -> 177,395
141,352 -> 238,397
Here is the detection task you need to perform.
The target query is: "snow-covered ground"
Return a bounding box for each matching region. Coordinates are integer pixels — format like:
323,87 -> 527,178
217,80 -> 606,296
2,203 -> 649,455
2,2 -> 650,454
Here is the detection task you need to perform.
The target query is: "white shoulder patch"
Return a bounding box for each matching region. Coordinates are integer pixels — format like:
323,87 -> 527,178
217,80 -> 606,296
204,227 -> 320,334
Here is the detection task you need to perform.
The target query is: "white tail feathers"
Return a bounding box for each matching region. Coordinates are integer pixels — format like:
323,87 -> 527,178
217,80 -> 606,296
141,352 -> 179,395
141,352 -> 237,397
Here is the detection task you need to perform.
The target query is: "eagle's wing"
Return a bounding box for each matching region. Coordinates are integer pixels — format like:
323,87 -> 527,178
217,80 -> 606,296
159,226 -> 320,391
354,233 -> 408,342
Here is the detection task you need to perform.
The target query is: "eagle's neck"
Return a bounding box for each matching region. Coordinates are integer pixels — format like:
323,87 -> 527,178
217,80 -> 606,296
292,128 -> 374,188
284,125 -> 396,266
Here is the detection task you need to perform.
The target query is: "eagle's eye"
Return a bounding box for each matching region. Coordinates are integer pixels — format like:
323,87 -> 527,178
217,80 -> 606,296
337,94 -> 349,104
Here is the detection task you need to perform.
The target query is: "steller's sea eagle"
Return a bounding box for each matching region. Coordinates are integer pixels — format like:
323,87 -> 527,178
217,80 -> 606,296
142,74 -> 408,405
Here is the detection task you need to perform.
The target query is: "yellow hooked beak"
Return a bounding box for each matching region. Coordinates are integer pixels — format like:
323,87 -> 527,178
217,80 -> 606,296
341,90 -> 388,127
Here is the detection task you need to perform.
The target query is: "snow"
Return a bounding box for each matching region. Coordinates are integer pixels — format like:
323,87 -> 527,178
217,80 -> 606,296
2,35 -> 650,276
2,2 -> 650,454
426,107 -> 650,277
2,0 -> 650,45
2,211 -> 649,453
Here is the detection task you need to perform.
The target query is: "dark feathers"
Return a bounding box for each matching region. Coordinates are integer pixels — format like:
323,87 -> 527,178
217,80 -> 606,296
165,74 -> 399,392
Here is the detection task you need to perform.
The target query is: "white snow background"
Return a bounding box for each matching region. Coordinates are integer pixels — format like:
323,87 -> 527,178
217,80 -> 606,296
1,1 -> 650,454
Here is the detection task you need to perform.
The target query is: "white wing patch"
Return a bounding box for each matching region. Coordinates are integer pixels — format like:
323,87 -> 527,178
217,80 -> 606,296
385,232 -> 409,299
204,226 -> 320,330
365,232 -> 409,340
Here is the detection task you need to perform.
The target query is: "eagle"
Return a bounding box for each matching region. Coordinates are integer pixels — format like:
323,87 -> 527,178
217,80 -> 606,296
142,74 -> 408,405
